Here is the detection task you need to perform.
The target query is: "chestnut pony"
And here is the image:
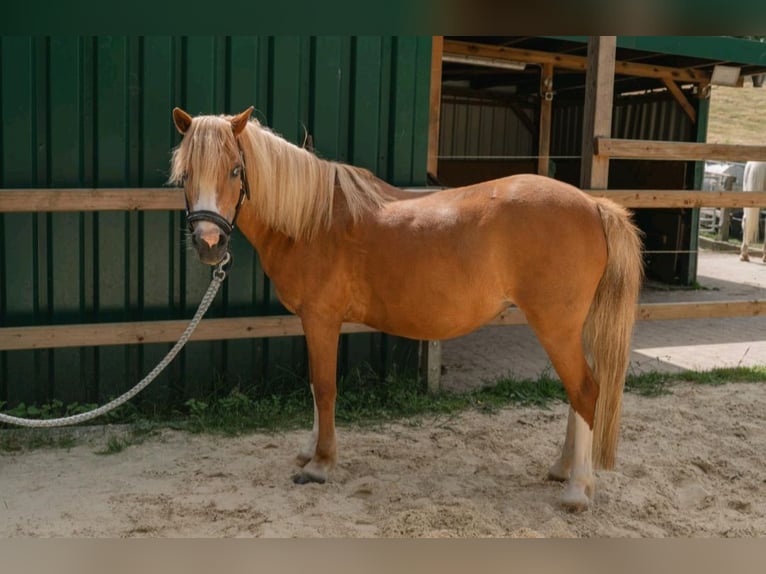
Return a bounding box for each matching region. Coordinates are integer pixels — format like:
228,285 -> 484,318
170,106 -> 643,510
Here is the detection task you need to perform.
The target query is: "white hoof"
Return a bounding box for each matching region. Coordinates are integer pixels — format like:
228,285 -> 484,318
559,480 -> 593,512
560,489 -> 590,512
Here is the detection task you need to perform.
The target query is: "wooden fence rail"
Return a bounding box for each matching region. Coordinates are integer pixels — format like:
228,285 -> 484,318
595,138 -> 766,162
1,184 -> 765,352
2,300 -> 765,352
0,188 -> 181,212
2,188 -> 766,213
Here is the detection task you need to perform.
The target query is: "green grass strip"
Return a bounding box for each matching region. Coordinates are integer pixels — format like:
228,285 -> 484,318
1,365 -> 764,452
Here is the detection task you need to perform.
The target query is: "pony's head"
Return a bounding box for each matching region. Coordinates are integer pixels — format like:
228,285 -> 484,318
170,106 -> 253,265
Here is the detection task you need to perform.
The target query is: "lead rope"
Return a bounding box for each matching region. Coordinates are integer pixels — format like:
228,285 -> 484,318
0,253 -> 231,429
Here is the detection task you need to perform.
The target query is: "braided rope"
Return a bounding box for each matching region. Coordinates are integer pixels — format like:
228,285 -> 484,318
0,255 -> 230,428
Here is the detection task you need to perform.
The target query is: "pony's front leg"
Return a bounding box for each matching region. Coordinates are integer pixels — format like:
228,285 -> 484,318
293,317 -> 340,485
296,384 -> 319,467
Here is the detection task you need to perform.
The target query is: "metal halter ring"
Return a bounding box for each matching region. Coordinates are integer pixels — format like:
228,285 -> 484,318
213,251 -> 232,280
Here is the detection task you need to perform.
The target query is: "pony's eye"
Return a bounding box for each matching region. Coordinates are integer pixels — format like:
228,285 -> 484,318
231,166 -> 241,178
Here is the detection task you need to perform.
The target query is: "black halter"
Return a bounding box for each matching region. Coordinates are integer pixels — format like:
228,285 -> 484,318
185,147 -> 251,236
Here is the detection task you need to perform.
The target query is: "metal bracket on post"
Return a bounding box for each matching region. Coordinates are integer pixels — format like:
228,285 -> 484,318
419,340 -> 442,394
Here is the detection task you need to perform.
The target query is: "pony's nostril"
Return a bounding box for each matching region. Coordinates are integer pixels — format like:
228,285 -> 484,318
198,231 -> 222,249
217,234 -> 228,248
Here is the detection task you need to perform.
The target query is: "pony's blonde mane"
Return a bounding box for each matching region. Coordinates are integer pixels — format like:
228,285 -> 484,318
171,114 -> 391,239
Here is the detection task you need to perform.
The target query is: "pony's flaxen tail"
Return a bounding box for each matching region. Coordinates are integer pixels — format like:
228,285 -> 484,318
584,198 -> 644,469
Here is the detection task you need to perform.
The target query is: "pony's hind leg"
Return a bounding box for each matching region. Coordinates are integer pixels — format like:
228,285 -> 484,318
547,406 -> 576,481
740,236 -> 750,262
526,314 -> 598,511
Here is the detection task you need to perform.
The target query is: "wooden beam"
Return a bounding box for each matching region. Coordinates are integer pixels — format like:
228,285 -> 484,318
507,101 -> 537,137
595,138 -> 766,162
4,299 -> 765,351
443,39 -> 710,84
585,190 -> 766,208
0,316 -> 378,350
580,36 -> 616,191
637,300 -> 766,321
0,188 -> 183,213
3,188 -> 766,215
0,316 -> 376,351
427,36 -> 444,178
537,63 -> 554,176
662,77 -> 696,123
488,300 -> 766,324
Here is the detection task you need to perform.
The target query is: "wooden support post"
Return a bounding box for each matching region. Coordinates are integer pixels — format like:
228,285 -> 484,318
419,339 -> 442,395
427,36 -> 444,179
580,36 -> 616,190
423,35 -> 444,393
538,63 -> 554,177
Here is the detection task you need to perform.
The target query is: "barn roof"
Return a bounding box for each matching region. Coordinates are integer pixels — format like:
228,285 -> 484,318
443,36 -> 766,98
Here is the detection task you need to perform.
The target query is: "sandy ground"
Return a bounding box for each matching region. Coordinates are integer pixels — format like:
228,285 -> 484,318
2,252 -> 765,538
2,381 -> 765,538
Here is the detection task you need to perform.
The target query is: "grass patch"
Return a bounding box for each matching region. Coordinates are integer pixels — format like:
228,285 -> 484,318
0,432 -> 77,452
676,365 -> 766,385
95,435 -> 131,455
2,365 -> 765,452
625,371 -> 676,397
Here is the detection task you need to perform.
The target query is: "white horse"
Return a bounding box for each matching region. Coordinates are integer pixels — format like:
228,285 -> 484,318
740,161 -> 766,263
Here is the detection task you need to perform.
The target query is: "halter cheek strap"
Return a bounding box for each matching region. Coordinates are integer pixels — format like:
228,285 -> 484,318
185,148 -> 251,237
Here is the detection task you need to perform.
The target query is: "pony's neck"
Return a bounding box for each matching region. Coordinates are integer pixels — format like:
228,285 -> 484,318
239,120 -> 393,240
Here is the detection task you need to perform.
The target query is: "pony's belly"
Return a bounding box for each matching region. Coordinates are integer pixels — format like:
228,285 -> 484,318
362,298 -> 511,341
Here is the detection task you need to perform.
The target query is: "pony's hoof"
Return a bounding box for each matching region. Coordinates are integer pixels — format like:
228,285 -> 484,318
740,254 -> 750,262
292,459 -> 330,485
559,490 -> 591,512
559,481 -> 593,512
293,471 -> 326,485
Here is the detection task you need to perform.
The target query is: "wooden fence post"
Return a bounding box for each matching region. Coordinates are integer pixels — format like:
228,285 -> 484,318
422,35 -> 444,394
580,36 -> 616,191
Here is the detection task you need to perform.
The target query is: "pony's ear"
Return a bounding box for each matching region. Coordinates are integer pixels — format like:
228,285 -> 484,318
172,107 -> 193,134
231,106 -> 254,136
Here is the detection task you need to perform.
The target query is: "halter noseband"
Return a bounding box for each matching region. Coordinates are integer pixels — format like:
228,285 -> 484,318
185,146 -> 251,237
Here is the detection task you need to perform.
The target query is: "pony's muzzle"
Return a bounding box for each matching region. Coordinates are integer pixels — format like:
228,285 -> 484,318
191,226 -> 229,265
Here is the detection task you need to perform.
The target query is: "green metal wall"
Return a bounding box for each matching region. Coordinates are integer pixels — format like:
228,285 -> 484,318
0,36 -> 431,408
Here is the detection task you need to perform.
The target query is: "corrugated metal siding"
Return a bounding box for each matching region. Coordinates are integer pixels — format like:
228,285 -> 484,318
0,36 -> 430,407
437,90 -> 694,161
551,92 -> 696,156
439,93 -> 535,158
